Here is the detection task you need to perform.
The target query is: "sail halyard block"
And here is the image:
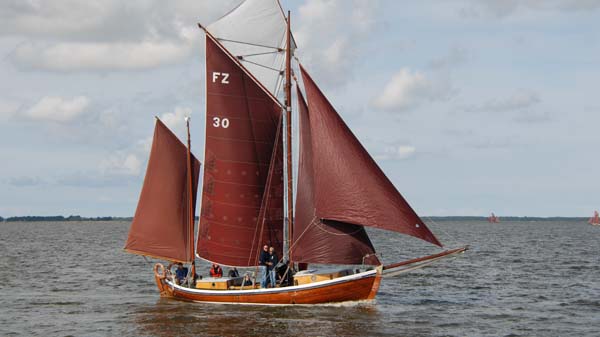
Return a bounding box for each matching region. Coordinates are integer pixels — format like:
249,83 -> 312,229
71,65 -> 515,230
298,65 -> 442,248
197,37 -> 284,267
124,119 -> 200,263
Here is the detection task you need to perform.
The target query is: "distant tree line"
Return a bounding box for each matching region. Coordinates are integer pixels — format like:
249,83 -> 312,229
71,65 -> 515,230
1,215 -> 133,222
426,216 -> 587,221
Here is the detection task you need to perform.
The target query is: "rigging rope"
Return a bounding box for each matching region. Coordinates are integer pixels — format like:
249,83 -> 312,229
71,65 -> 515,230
217,37 -> 282,51
237,51 -> 281,58
424,216 -> 462,247
239,59 -> 282,73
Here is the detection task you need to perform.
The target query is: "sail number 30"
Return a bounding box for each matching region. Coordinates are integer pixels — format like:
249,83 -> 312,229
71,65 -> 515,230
212,117 -> 230,128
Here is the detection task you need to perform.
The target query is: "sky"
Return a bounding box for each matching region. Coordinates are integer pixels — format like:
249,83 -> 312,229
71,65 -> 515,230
0,0 -> 599,218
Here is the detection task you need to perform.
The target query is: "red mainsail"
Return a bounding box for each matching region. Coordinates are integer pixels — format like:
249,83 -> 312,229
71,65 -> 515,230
296,65 -> 442,249
197,36 -> 284,266
124,119 -> 200,263
293,88 -> 378,265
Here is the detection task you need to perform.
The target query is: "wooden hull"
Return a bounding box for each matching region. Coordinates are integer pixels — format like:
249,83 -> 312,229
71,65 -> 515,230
154,266 -> 382,305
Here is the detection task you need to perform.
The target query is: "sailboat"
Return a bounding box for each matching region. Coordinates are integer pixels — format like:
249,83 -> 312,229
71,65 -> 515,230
589,211 -> 600,226
124,0 -> 467,305
488,213 -> 500,223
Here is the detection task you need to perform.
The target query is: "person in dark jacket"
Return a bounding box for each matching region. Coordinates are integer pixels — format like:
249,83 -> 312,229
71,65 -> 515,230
259,244 -> 270,288
228,267 -> 239,278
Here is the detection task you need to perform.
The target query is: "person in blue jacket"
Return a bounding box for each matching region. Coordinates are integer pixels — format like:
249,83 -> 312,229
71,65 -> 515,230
175,263 -> 188,285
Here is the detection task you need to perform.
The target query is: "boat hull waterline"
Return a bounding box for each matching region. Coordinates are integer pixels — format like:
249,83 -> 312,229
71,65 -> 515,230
154,265 -> 382,305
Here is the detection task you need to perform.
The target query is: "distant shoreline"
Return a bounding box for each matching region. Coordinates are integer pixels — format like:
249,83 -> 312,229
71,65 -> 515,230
0,215 -> 588,222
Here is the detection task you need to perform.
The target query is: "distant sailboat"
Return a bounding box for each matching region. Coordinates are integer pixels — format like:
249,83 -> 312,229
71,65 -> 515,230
123,0 -> 468,305
589,211 -> 600,226
488,213 -> 500,223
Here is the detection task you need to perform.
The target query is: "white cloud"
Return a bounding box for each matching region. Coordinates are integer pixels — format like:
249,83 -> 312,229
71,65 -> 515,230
295,0 -> 380,88
459,0 -> 600,18
375,144 -> 417,161
160,106 -> 192,137
100,152 -> 142,176
7,176 -> 45,187
428,46 -> 468,70
25,96 -> 90,122
3,0 -> 237,71
465,90 -> 541,113
372,68 -> 453,112
0,98 -> 20,121
0,0 -> 237,40
13,39 -> 194,71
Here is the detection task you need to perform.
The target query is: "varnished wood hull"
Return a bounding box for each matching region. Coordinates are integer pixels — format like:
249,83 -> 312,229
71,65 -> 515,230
154,267 -> 382,305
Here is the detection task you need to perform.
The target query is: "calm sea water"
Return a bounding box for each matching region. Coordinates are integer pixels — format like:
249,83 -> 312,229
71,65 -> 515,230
0,220 -> 598,336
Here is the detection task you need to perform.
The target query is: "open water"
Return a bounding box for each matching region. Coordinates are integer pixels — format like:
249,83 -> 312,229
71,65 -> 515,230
0,220 -> 598,336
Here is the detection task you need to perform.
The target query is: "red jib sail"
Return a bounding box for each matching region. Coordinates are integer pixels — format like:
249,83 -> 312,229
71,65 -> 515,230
197,35 -> 284,266
296,65 -> 442,250
124,119 -> 200,263
293,88 -> 379,265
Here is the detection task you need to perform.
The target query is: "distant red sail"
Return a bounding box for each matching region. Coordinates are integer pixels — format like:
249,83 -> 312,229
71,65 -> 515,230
125,119 -> 200,263
299,65 -> 442,247
197,36 -> 284,266
293,88 -> 379,265
590,210 -> 600,225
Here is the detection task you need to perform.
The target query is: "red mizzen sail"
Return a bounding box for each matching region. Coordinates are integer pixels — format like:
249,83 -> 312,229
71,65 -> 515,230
125,119 -> 200,263
296,65 -> 442,249
197,36 -> 284,266
589,210 -> 600,225
293,88 -> 378,265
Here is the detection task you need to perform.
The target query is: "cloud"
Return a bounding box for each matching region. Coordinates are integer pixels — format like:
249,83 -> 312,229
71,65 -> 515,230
0,98 -> 20,121
7,176 -> 46,187
465,90 -> 541,113
3,0 -> 237,71
371,68 -> 454,112
160,106 -> 192,136
374,144 -> 417,161
100,153 -> 142,177
428,46 -> 468,70
12,39 -> 194,71
459,0 -> 600,19
295,0 -> 380,88
514,110 -> 552,123
0,0 -> 237,41
25,96 -> 90,122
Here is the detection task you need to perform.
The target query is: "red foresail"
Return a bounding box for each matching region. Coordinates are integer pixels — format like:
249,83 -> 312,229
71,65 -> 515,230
298,65 -> 442,248
293,88 -> 378,265
197,36 -> 284,266
125,119 -> 201,263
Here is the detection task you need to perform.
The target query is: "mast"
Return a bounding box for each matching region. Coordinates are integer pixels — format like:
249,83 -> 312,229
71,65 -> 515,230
185,117 -> 194,263
284,10 -> 293,265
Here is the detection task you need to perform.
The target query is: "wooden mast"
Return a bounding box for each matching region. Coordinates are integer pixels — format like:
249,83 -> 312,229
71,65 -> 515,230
185,117 -> 194,265
285,10 -> 293,266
